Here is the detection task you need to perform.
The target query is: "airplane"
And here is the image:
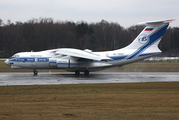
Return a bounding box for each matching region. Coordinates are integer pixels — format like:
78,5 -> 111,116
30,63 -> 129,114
5,19 -> 174,75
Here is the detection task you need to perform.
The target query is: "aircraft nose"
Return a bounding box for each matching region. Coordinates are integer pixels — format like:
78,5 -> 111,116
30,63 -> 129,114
5,59 -> 10,65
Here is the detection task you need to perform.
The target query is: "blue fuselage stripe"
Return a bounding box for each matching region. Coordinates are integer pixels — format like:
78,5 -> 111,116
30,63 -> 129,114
9,52 -> 158,65
9,57 -> 50,62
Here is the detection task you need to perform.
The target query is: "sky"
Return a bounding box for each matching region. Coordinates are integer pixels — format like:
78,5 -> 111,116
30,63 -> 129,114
0,0 -> 178,28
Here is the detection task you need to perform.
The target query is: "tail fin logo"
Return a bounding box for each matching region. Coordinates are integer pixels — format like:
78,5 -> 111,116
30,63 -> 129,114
138,34 -> 149,44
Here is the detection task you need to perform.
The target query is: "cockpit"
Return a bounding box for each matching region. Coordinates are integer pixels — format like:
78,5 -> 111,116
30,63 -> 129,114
5,54 -> 20,67
10,54 -> 20,59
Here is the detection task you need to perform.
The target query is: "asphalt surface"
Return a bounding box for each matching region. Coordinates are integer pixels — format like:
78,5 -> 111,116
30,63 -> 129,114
0,72 -> 179,86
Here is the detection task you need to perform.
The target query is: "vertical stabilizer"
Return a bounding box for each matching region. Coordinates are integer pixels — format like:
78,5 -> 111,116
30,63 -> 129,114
122,19 -> 174,59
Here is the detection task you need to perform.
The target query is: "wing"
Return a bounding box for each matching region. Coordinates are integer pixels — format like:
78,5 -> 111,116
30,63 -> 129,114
54,48 -> 112,61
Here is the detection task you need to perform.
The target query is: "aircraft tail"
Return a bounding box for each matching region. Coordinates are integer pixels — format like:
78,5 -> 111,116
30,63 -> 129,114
123,19 -> 174,59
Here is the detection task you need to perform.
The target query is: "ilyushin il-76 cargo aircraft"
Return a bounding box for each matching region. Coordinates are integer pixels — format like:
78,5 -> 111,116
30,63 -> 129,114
5,19 -> 174,75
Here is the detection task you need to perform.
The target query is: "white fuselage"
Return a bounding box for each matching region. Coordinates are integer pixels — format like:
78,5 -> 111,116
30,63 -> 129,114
5,48 -> 157,72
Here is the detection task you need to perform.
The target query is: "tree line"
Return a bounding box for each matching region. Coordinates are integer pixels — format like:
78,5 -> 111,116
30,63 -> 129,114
0,18 -> 179,57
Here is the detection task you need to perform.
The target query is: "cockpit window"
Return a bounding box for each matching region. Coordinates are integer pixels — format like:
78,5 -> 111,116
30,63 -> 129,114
10,54 -> 20,59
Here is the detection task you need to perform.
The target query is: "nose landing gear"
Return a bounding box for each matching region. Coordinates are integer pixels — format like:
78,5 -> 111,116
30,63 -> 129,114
33,69 -> 38,75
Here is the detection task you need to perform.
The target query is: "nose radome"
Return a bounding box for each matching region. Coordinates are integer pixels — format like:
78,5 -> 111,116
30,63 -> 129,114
5,59 -> 9,65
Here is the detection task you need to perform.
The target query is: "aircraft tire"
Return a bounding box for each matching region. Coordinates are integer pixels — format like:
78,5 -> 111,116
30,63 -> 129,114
84,70 -> 89,75
33,69 -> 38,75
75,70 -> 80,75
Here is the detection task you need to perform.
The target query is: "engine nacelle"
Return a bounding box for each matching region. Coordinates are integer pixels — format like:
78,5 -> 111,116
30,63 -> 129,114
49,58 -> 58,67
57,59 -> 69,68
49,58 -> 79,68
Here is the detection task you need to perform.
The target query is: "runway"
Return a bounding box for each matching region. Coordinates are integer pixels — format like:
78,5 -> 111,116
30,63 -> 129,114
0,72 -> 179,86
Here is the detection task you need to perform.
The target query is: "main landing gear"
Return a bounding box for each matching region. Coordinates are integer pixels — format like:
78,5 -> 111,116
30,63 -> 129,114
33,69 -> 38,75
75,70 -> 80,75
84,70 -> 89,75
75,70 -> 89,75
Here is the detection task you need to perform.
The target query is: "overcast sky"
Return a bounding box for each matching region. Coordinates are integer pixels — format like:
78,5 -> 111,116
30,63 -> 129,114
0,0 -> 178,28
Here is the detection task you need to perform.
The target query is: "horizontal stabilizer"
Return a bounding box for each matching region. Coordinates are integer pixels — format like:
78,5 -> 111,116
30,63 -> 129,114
138,19 -> 175,26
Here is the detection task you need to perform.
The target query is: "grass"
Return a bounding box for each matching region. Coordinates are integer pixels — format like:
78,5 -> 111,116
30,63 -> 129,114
1,60 -> 179,72
1,60 -> 179,119
0,83 -> 179,119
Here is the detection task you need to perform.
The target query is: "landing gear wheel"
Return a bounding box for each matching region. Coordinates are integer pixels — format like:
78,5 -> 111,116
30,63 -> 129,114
75,70 -> 80,75
33,69 -> 38,75
84,70 -> 89,75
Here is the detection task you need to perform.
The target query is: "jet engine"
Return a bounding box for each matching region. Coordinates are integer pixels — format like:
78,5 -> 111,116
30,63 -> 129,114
49,58 -> 79,68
